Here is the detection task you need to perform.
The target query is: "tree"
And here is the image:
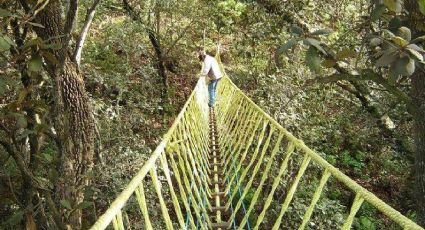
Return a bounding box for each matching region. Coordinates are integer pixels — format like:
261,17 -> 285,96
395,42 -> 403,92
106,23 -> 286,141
405,0 -> 425,225
1,0 -> 99,228
276,0 -> 425,225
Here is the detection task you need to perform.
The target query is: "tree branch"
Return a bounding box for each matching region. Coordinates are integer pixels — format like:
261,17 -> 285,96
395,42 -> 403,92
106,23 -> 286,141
308,71 -> 412,106
164,19 -> 195,56
73,0 -> 101,66
0,140 -> 47,191
63,0 -> 79,49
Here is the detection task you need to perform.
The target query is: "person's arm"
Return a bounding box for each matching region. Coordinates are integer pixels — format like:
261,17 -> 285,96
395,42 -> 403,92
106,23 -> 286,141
199,57 -> 211,78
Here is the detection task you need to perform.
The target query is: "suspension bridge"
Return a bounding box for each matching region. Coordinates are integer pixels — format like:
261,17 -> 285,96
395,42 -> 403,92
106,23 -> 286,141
89,66 -> 424,230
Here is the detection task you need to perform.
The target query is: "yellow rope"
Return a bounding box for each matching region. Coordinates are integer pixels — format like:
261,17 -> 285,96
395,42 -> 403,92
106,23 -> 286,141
218,76 -> 424,230
298,169 -> 331,230
89,73 -> 424,230
254,142 -> 295,230
341,194 -> 365,230
134,183 -> 153,230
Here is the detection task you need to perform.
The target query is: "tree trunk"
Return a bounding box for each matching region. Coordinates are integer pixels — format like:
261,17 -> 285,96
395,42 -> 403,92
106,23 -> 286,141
33,0 -> 95,228
405,0 -> 425,226
411,71 -> 425,227
147,29 -> 169,103
121,0 -> 169,108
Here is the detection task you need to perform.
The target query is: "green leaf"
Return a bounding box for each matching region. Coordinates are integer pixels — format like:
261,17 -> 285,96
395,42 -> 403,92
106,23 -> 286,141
41,51 -> 59,65
0,8 -> 12,17
303,38 -> 327,54
277,38 -> 298,54
397,27 -> 411,41
394,56 -> 415,76
24,37 -> 45,49
76,201 -> 92,210
359,216 -> 376,230
336,48 -> 356,60
371,4 -> 386,21
290,25 -> 304,35
4,210 -> 24,227
311,28 -> 333,36
60,200 -> 72,209
406,48 -> 424,61
275,38 -> 298,67
389,17 -> 402,31
322,59 -> 336,68
42,153 -> 53,162
407,44 -> 425,52
28,55 -> 43,73
42,42 -> 62,50
13,113 -> 27,128
3,35 -> 16,47
384,0 -> 402,13
419,0 -> 425,15
411,35 -> 425,44
376,50 -> 398,67
305,46 -> 321,72
388,64 -> 399,84
391,36 -> 409,47
382,29 -> 396,39
0,36 -> 11,51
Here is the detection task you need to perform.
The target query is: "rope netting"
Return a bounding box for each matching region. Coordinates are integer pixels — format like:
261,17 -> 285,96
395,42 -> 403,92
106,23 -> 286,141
214,77 -> 423,230
89,74 -> 423,229
90,77 -> 211,230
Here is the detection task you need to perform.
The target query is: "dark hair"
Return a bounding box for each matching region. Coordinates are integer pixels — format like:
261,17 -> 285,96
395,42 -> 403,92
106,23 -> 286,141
198,50 -> 206,61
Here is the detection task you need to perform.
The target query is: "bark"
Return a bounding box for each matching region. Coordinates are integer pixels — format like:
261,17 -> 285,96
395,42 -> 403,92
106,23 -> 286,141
405,0 -> 425,226
32,0 -> 95,228
335,82 -> 395,137
122,0 -> 169,104
147,28 -> 168,98
73,0 -> 101,66
411,70 -> 425,227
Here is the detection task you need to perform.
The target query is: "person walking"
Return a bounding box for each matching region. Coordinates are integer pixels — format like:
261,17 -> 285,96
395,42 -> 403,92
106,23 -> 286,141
198,50 -> 223,107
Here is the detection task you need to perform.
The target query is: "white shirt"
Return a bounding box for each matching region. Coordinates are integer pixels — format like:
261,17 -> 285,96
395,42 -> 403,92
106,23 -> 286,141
200,55 -> 223,80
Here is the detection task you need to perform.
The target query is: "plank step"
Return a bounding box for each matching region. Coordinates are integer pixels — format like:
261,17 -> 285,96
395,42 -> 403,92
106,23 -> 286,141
209,172 -> 223,177
211,222 -> 231,229
211,191 -> 227,197
211,206 -> 227,212
209,179 -> 225,186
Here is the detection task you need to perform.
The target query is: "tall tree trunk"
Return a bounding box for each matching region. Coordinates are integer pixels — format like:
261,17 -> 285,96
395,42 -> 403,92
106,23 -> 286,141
411,71 -> 425,227
147,29 -> 169,104
121,0 -> 169,108
33,0 -> 95,228
405,0 -> 425,226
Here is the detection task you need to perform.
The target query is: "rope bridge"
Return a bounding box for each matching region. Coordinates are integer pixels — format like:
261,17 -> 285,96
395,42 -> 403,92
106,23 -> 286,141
89,76 -> 424,230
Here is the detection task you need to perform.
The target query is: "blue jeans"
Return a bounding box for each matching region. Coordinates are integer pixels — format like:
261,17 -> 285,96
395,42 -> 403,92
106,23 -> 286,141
208,78 -> 220,107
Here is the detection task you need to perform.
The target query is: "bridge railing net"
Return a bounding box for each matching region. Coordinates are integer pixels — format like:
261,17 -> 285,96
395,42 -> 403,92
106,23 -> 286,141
90,78 -> 212,230
215,76 -> 423,230
90,75 -> 424,229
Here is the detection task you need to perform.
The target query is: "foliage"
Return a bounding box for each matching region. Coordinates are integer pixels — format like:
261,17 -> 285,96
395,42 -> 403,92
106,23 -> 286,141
1,0 -> 424,228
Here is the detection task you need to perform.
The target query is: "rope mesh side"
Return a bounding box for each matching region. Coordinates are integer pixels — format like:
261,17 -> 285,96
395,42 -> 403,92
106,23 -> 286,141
89,74 -> 423,230
216,76 -> 423,230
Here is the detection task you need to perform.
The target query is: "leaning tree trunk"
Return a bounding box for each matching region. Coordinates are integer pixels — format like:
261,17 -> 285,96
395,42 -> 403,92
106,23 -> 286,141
147,29 -> 169,102
405,0 -> 425,226
73,0 -> 101,66
33,0 -> 95,228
